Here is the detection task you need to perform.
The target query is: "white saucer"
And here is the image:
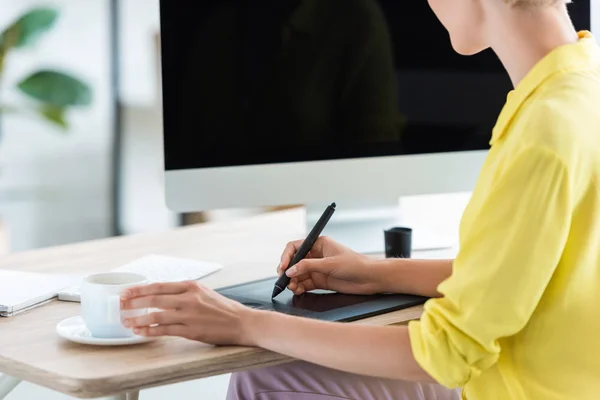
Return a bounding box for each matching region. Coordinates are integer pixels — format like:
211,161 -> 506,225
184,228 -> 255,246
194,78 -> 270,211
56,316 -> 154,346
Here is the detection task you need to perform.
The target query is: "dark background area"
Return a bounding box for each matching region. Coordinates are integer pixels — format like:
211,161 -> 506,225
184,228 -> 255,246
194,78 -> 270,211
160,0 -> 591,170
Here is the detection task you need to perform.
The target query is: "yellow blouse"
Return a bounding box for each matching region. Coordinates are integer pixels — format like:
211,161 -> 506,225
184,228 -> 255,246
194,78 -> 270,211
409,31 -> 600,400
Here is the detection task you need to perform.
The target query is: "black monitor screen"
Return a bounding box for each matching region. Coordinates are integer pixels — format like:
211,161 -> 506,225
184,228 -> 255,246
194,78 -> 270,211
160,0 -> 591,170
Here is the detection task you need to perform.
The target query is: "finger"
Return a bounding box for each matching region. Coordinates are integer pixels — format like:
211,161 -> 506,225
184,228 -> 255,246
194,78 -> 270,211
121,294 -> 188,310
133,324 -> 188,337
294,282 -> 306,296
123,310 -> 182,328
288,279 -> 297,292
121,282 -> 190,299
286,258 -> 332,277
311,236 -> 329,254
280,240 -> 304,270
292,272 -> 311,282
192,280 -> 208,292
297,278 -> 316,292
277,261 -> 295,276
279,260 -> 311,276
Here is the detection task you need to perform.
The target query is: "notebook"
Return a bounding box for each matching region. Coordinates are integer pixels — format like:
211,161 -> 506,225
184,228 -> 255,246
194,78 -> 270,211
0,270 -> 78,317
57,254 -> 223,302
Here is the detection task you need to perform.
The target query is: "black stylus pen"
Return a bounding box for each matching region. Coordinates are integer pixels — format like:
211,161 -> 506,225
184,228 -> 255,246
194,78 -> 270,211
271,202 -> 336,299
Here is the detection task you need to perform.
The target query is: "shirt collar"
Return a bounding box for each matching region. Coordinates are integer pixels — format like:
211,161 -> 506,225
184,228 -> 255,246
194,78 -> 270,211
490,31 -> 600,145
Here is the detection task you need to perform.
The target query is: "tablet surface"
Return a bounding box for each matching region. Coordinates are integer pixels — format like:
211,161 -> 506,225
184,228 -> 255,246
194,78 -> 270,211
217,277 -> 427,322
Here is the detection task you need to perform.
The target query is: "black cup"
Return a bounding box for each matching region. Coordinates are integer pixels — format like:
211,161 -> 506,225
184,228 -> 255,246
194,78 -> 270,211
384,227 -> 412,258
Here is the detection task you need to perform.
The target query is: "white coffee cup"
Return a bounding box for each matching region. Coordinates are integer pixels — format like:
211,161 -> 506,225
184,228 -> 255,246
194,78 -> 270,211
80,272 -> 148,338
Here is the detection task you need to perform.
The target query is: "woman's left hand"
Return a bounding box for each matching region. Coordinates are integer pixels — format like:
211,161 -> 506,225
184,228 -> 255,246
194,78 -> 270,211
120,281 -> 254,346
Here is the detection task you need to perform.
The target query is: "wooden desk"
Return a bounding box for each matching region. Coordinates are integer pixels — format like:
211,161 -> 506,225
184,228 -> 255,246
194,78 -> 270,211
0,209 -> 424,399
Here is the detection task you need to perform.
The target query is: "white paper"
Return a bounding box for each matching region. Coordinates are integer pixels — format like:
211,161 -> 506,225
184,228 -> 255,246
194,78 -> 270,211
114,254 -> 223,282
0,270 -> 77,316
58,254 -> 223,303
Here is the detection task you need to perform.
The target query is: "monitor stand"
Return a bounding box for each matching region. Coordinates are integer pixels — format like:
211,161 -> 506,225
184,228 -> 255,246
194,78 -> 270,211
306,200 -> 454,255
306,201 -> 402,255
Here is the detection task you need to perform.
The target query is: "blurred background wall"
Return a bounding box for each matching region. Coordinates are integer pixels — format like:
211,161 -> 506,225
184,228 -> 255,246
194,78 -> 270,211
0,0 -> 282,255
1,0 -> 113,252
0,0 -> 180,253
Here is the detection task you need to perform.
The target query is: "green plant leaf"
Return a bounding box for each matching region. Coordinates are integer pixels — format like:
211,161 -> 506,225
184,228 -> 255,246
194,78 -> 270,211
17,70 -> 92,107
0,8 -> 59,51
39,104 -> 68,129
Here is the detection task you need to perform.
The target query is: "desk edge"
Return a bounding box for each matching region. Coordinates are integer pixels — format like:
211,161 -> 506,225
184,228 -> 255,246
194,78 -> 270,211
0,306 -> 423,398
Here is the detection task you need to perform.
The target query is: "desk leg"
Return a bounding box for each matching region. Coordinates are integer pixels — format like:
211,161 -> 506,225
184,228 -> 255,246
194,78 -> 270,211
0,375 -> 21,399
105,391 -> 139,400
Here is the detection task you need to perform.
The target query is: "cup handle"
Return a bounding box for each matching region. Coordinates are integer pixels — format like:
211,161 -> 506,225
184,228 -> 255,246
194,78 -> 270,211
108,295 -> 123,325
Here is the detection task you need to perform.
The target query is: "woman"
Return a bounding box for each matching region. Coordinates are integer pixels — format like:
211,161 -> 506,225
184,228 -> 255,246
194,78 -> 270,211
120,0 -> 600,398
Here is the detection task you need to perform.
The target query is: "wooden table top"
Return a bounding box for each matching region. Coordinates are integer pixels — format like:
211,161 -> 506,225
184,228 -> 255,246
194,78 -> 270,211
0,209 -> 424,398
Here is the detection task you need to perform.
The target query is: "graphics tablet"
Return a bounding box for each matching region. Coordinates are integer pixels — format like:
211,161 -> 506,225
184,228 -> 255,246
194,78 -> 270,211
217,277 -> 428,322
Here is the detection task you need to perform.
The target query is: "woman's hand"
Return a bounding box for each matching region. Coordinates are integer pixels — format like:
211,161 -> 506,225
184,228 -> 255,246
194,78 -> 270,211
120,281 -> 256,346
279,236 -> 384,296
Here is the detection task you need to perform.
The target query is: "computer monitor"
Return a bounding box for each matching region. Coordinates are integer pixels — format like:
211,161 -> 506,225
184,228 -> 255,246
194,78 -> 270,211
160,0 -> 591,253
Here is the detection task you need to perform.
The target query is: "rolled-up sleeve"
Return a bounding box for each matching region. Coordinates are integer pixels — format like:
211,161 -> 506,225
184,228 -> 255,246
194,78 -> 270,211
409,145 -> 572,388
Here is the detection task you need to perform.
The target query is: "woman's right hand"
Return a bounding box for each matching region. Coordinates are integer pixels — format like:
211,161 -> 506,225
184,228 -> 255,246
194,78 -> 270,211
278,236 -> 383,296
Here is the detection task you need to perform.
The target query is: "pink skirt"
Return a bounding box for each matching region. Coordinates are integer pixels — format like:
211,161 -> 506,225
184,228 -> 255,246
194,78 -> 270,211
227,361 -> 462,400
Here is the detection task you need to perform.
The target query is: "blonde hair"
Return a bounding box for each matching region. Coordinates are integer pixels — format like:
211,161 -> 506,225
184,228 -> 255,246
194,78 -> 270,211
505,0 -> 571,6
